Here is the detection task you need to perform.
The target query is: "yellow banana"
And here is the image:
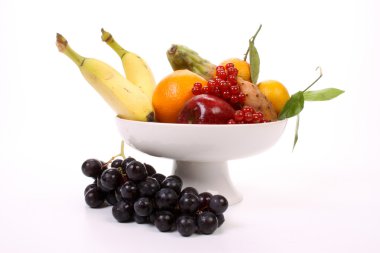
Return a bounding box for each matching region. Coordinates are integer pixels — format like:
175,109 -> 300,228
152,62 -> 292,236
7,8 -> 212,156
101,28 -> 156,100
56,33 -> 154,122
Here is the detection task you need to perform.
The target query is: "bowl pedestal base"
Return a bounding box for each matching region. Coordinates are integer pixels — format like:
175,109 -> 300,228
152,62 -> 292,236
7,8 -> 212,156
172,161 -> 243,205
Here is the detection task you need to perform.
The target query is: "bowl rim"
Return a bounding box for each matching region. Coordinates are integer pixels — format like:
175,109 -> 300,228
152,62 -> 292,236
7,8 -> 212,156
116,116 -> 288,128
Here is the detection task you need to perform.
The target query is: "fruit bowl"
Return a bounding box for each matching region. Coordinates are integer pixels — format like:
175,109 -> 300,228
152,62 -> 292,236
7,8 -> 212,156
115,117 -> 287,204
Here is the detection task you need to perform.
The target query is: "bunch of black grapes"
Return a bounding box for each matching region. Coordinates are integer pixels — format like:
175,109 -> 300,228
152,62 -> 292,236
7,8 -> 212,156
82,157 -> 228,237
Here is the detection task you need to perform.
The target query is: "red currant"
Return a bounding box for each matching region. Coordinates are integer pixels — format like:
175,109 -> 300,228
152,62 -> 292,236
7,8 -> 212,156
252,113 -> 261,122
203,64 -> 246,110
222,90 -> 231,100
207,79 -> 216,89
227,75 -> 237,85
238,92 -> 246,103
227,105 -> 268,125
225,63 -> 234,69
230,95 -> 239,104
193,82 -> 202,89
244,111 -> 254,122
242,105 -> 254,114
220,80 -> 230,92
256,112 -> 264,119
227,67 -> 238,76
216,69 -> 227,80
234,110 -> 244,122
214,77 -> 222,88
230,85 -> 240,95
192,86 -> 202,95
216,65 -> 225,72
214,87 -> 221,97
201,86 -> 210,94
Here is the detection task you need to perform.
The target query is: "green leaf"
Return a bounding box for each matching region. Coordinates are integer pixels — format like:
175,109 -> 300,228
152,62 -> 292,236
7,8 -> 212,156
278,91 -> 305,120
293,115 -> 300,151
249,43 -> 260,84
247,24 -> 262,84
304,88 -> 345,101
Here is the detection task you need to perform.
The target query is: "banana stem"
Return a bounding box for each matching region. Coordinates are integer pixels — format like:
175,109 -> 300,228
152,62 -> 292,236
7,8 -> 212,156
101,28 -> 128,58
56,33 -> 85,66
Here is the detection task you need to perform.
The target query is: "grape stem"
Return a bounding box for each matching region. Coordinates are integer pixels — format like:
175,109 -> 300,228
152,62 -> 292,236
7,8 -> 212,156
102,141 -> 126,168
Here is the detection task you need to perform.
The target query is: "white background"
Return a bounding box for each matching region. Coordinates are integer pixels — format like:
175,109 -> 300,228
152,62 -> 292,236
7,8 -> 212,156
0,0 -> 379,252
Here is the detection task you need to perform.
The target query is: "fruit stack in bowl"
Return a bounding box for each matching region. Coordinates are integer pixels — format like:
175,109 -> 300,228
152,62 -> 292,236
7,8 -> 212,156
56,28 -> 294,126
57,26 -> 343,152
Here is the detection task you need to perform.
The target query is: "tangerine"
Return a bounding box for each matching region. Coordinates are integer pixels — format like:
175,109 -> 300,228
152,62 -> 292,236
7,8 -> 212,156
152,70 -> 207,123
219,58 -> 251,81
257,80 -> 290,114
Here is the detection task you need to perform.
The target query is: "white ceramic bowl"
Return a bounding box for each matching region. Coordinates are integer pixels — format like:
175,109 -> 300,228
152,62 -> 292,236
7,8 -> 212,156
116,117 -> 287,204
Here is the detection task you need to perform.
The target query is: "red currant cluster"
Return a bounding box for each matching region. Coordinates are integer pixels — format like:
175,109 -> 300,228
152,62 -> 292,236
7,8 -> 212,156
192,63 -> 246,106
228,105 -> 270,124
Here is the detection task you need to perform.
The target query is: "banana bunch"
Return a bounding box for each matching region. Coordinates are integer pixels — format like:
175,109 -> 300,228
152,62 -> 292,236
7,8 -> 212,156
101,29 -> 155,100
56,30 -> 156,122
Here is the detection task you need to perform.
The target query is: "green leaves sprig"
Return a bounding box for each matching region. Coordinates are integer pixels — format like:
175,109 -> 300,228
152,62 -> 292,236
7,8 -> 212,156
244,26 -> 344,150
303,88 -> 345,101
244,24 -> 262,84
278,67 -> 345,150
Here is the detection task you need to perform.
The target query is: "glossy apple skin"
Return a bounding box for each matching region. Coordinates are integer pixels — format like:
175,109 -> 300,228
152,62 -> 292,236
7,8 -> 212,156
177,94 -> 235,124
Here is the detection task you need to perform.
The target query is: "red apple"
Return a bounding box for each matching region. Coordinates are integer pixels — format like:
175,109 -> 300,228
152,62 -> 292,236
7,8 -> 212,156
177,94 -> 235,124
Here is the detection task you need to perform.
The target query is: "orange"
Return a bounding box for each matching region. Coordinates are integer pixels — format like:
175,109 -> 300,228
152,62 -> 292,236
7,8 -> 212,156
220,58 -> 251,81
152,70 -> 207,123
257,80 -> 290,114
